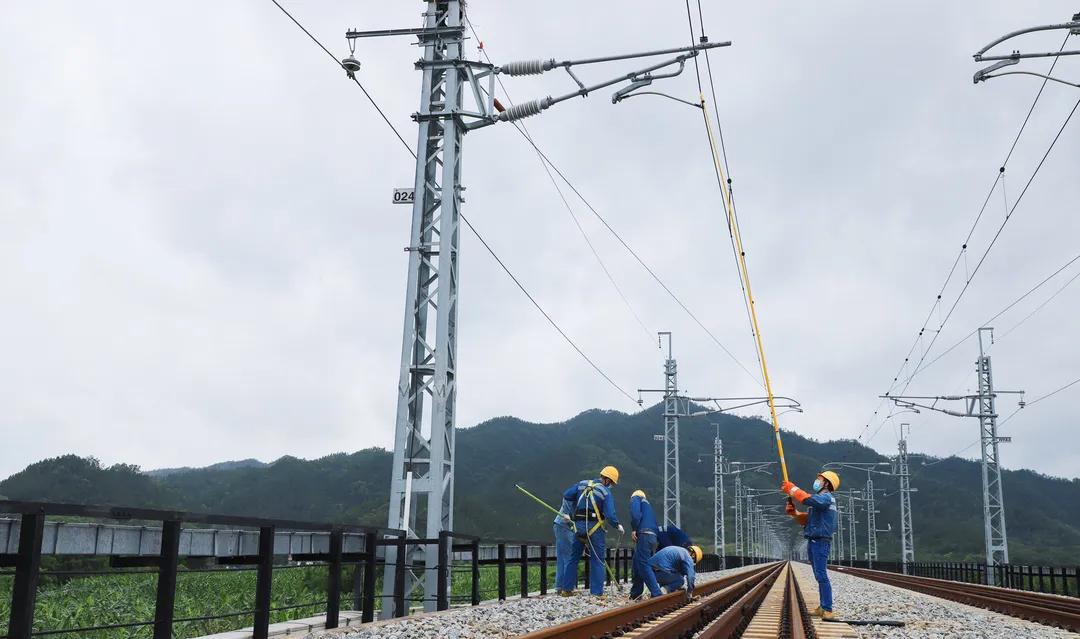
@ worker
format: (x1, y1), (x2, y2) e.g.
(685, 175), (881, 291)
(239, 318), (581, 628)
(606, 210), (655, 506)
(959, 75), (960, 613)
(782, 470), (840, 620)
(647, 544), (702, 598)
(628, 489), (662, 599)
(554, 465), (623, 596)
(552, 491), (578, 597)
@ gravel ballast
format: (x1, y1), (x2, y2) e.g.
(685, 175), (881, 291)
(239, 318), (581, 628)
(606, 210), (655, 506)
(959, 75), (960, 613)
(310, 563), (763, 639)
(792, 563), (1078, 638)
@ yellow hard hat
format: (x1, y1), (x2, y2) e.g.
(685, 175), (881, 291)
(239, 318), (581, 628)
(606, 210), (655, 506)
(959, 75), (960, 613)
(689, 545), (704, 563)
(819, 471), (840, 491)
(631, 489), (646, 499)
(600, 466), (620, 485)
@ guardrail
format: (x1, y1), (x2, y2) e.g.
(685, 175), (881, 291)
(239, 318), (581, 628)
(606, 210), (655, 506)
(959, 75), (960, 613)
(7, 501), (736, 639)
(829, 558), (1080, 597)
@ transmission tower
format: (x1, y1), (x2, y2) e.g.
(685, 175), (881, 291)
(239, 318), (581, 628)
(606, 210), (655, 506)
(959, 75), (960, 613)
(897, 423), (916, 573)
(885, 327), (1023, 584)
(713, 426), (725, 564)
(661, 332), (680, 527)
(350, 2), (733, 613)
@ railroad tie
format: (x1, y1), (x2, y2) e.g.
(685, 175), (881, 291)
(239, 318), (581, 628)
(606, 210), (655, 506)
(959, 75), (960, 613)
(739, 564), (788, 639)
(792, 567), (855, 638)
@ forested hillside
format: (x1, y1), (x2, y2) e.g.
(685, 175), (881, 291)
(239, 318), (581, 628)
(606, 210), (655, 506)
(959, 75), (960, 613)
(3, 406), (1078, 564)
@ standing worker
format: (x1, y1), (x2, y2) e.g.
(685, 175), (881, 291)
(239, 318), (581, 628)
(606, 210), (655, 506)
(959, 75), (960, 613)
(628, 489), (662, 599)
(647, 544), (703, 598)
(782, 470), (840, 620)
(554, 466), (624, 596)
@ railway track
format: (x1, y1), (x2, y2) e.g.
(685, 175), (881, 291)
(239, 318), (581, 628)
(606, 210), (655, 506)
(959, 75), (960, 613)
(831, 565), (1080, 632)
(517, 562), (825, 639)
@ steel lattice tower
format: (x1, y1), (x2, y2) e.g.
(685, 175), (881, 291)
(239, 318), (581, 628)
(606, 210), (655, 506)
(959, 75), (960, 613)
(660, 332), (681, 528)
(846, 492), (857, 565)
(977, 327), (1009, 581)
(713, 430), (725, 565)
(865, 477), (878, 567)
(898, 424), (915, 574)
(384, 0), (465, 614)
(733, 472), (743, 558)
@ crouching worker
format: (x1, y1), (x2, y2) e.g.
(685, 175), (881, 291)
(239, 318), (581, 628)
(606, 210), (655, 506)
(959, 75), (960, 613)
(647, 544), (702, 599)
(628, 490), (662, 599)
(555, 465), (623, 596)
(782, 470), (840, 620)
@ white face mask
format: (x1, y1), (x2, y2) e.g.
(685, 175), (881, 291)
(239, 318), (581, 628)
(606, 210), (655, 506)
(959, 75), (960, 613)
(812, 479), (824, 492)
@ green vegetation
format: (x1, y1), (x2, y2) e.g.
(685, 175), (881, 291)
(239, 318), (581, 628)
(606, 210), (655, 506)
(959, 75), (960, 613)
(0, 562), (564, 638)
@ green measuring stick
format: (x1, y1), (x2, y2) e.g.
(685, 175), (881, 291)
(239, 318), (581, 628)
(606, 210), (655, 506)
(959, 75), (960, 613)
(515, 484), (565, 518)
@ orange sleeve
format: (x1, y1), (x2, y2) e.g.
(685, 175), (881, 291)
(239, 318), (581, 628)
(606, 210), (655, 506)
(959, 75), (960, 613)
(794, 512), (808, 526)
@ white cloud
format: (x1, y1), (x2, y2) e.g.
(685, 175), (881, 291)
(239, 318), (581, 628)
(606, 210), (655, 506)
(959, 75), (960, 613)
(1, 1), (1078, 479)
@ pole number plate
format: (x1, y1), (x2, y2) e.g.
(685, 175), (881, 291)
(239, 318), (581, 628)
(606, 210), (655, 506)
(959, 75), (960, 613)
(392, 188), (415, 204)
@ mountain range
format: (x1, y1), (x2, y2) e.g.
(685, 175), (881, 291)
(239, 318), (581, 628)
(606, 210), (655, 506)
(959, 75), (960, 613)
(2, 405), (1078, 564)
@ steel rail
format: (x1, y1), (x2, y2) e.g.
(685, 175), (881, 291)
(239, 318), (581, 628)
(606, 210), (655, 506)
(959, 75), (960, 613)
(832, 566), (1080, 632)
(633, 563), (785, 638)
(516, 563), (778, 639)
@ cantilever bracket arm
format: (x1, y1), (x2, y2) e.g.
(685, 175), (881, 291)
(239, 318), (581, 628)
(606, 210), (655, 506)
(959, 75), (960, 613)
(973, 18), (1080, 62)
(465, 40), (730, 130)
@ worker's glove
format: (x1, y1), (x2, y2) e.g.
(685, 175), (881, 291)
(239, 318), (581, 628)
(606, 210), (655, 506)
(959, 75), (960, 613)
(631, 531), (638, 543)
(685, 588), (694, 602)
(782, 481), (810, 502)
(617, 524), (625, 534)
(562, 514), (573, 525)
(785, 501), (796, 516)
(781, 480), (797, 495)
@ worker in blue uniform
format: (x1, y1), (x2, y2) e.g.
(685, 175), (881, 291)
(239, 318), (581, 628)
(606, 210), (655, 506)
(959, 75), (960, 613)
(628, 489), (662, 599)
(782, 470), (841, 620)
(554, 465), (623, 596)
(647, 544), (703, 597)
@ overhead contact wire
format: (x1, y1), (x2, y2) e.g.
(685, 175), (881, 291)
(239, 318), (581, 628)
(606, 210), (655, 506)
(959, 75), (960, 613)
(465, 13), (763, 386)
(858, 34), (1076, 445)
(272, 0), (638, 407)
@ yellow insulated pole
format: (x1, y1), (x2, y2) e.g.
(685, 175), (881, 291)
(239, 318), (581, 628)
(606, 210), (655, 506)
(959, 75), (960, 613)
(700, 94), (791, 483)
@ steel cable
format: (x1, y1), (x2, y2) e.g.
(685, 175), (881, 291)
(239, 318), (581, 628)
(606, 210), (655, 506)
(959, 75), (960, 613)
(269, 0), (639, 406)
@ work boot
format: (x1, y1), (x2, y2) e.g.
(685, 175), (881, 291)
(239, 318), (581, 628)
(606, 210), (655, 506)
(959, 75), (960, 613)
(821, 610), (836, 621)
(810, 606), (825, 617)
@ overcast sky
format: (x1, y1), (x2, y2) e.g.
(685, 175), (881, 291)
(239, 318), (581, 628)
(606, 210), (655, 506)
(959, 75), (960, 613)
(2, 2), (1078, 481)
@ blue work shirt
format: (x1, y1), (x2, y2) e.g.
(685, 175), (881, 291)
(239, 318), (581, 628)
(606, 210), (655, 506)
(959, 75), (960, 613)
(648, 545), (696, 590)
(801, 492), (838, 539)
(560, 478), (620, 528)
(630, 495), (658, 534)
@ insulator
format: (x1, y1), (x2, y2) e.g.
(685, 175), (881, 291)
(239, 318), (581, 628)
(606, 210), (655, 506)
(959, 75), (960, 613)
(500, 59), (550, 76)
(497, 98), (548, 122)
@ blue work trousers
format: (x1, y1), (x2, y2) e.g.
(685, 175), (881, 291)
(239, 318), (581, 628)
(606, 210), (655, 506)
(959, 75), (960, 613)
(568, 522), (608, 595)
(807, 538), (833, 611)
(654, 568), (685, 593)
(553, 521), (577, 592)
(629, 533), (661, 598)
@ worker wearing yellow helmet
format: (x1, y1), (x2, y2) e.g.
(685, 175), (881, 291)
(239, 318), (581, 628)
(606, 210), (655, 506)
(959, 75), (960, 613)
(646, 543), (703, 600)
(553, 465), (623, 596)
(628, 489), (662, 599)
(782, 470), (840, 620)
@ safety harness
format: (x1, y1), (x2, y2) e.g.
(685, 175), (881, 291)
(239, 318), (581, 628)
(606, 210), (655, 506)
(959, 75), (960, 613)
(574, 480), (607, 539)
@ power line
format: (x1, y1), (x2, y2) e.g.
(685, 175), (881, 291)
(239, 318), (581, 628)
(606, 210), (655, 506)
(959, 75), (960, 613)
(922, 374), (1080, 467)
(858, 36), (1078, 445)
(898, 252), (1080, 385)
(268, 0), (413, 157)
(463, 13), (763, 387)
(461, 14), (654, 346)
(269, 0), (639, 406)
(997, 265), (1080, 339)
(681, 0), (763, 389)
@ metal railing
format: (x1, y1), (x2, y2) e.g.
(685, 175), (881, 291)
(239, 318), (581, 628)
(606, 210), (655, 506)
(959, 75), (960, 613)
(6, 500), (728, 638)
(829, 558), (1080, 597)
